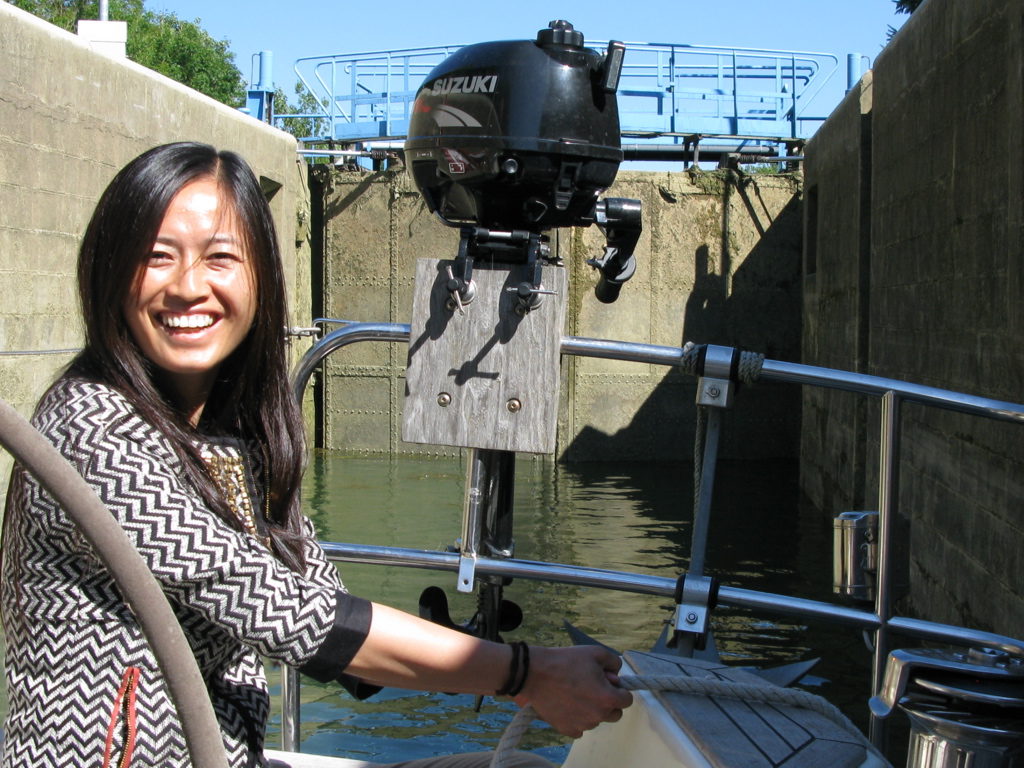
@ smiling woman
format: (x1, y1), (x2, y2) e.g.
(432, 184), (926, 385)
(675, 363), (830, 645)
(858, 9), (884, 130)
(0, 142), (630, 768)
(123, 176), (257, 425)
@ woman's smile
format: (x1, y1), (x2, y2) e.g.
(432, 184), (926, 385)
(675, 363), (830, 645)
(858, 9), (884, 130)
(160, 312), (216, 330)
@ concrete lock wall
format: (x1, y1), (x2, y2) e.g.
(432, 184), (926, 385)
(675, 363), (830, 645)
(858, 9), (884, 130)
(802, 0), (1024, 638)
(313, 165), (803, 462)
(0, 3), (311, 489)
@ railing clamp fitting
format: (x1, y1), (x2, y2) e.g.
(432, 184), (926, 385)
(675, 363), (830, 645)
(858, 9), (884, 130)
(286, 326), (322, 339)
(696, 345), (740, 408)
(669, 573), (719, 650)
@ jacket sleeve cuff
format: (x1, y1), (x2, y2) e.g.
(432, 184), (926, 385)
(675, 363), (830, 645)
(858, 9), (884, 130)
(299, 591), (373, 683)
(338, 673), (382, 700)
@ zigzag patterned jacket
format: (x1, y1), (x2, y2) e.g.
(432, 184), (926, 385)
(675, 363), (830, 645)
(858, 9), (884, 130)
(1, 377), (373, 767)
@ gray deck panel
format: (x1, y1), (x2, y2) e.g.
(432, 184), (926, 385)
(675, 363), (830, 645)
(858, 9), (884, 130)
(624, 650), (871, 768)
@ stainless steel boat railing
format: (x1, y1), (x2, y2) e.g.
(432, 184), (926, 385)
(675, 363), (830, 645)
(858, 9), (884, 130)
(282, 320), (1024, 754)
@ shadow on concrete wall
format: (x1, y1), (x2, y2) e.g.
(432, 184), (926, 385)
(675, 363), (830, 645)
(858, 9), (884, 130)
(563, 186), (802, 463)
(684, 244), (727, 343)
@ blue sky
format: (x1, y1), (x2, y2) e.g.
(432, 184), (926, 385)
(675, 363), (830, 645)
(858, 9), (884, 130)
(151, 0), (909, 103)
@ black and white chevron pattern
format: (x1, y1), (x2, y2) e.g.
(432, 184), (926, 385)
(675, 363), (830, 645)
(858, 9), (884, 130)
(2, 378), (345, 767)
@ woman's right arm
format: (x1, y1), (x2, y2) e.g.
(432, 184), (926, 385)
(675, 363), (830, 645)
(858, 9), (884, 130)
(345, 602), (633, 737)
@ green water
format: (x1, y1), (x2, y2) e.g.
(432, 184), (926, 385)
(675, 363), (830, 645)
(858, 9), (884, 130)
(273, 453), (874, 764)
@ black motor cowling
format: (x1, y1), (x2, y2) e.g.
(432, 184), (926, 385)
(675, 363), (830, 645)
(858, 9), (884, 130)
(405, 21), (625, 232)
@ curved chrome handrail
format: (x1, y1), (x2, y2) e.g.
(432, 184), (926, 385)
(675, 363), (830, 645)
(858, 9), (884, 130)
(294, 324), (1024, 424)
(292, 322), (410, 402)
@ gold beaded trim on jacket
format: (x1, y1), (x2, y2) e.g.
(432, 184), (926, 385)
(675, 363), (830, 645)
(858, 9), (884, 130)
(199, 445), (270, 547)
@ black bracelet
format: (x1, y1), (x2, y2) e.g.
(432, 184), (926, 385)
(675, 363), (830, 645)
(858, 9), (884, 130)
(506, 642), (530, 697)
(495, 641), (526, 697)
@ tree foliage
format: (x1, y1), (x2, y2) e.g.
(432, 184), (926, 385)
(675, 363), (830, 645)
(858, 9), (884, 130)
(129, 11), (245, 105)
(894, 0), (925, 13)
(273, 82), (331, 141)
(10, 0), (97, 29)
(888, 0), (925, 41)
(9, 0), (246, 107)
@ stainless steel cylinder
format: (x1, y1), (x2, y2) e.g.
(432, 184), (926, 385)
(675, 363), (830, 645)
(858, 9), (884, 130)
(833, 510), (878, 600)
(902, 704), (1024, 768)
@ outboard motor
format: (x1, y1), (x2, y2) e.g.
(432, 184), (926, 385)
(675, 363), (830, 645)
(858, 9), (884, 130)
(405, 20), (624, 230)
(870, 647), (1024, 767)
(404, 20), (640, 303)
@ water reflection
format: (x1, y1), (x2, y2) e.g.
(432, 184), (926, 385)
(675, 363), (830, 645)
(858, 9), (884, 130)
(276, 453), (873, 763)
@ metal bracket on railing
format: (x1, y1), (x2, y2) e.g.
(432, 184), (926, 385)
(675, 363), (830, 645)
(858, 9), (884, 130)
(457, 553), (478, 593)
(696, 345), (740, 408)
(669, 573), (719, 651)
(456, 451), (486, 593)
(286, 325), (322, 339)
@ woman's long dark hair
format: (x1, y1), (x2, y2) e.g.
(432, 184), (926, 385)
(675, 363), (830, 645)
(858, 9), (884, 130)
(72, 142), (308, 571)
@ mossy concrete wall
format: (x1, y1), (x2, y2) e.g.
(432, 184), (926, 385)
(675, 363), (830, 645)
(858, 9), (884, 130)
(0, 3), (311, 487)
(802, 0), (1024, 638)
(314, 165), (803, 462)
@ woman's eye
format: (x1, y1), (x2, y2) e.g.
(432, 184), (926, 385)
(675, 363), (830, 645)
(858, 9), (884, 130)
(147, 251), (173, 264)
(207, 252), (243, 267)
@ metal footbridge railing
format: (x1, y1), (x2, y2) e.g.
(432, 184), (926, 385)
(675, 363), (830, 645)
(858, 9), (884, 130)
(272, 40), (857, 149)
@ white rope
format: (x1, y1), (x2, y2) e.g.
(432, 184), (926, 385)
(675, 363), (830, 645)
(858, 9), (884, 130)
(489, 673), (881, 768)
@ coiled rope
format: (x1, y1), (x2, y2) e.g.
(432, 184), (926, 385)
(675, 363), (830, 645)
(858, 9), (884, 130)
(736, 349), (766, 385)
(677, 342), (702, 375)
(490, 673), (884, 768)
(675, 343), (765, 385)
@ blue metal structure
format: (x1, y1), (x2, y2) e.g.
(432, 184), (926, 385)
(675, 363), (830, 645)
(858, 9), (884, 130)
(244, 51), (275, 123)
(274, 40), (853, 149)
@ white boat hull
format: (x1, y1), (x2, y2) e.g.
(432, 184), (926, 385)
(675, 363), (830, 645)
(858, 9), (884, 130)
(562, 657), (713, 767)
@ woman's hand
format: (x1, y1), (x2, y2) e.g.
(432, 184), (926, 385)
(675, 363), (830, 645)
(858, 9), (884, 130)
(513, 645), (633, 738)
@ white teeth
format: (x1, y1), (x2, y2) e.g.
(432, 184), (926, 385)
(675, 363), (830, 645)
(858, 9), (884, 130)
(162, 314), (213, 329)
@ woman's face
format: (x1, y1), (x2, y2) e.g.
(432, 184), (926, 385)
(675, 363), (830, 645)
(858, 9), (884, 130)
(123, 177), (257, 410)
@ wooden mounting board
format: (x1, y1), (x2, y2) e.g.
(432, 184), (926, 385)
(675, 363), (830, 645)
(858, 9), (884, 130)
(402, 258), (567, 454)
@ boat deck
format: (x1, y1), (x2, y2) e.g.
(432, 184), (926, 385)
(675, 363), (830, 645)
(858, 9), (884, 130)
(634, 650), (878, 767)
(562, 650), (885, 768)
